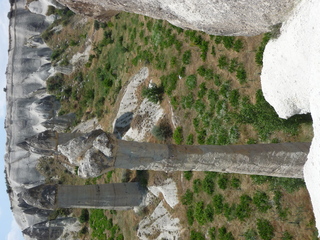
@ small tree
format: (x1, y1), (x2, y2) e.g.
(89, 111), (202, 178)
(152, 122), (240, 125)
(142, 84), (164, 103)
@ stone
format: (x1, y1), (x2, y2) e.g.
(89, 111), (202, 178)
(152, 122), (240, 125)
(56, 0), (300, 36)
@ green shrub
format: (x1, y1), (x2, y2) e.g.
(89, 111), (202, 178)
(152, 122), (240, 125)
(160, 72), (178, 95)
(182, 50), (192, 64)
(187, 207), (194, 225)
(198, 82), (207, 98)
(281, 231), (293, 240)
(193, 118), (200, 130)
(204, 204), (214, 222)
(193, 179), (202, 194)
(223, 202), (237, 221)
(47, 74), (64, 92)
(228, 58), (239, 73)
(203, 174), (215, 195)
(197, 65), (206, 77)
(229, 89), (240, 108)
(186, 75), (197, 90)
(218, 227), (235, 240)
(257, 219), (274, 240)
(79, 226), (88, 235)
(244, 229), (258, 240)
(79, 209), (89, 223)
(194, 100), (206, 113)
(218, 55), (229, 69)
(256, 33), (271, 66)
(173, 126), (183, 144)
(182, 93), (194, 109)
(186, 134), (194, 145)
(231, 177), (241, 189)
(190, 230), (205, 240)
(253, 191), (272, 212)
(236, 65), (247, 84)
(222, 36), (235, 49)
(219, 82), (230, 99)
(211, 45), (216, 56)
(234, 39), (244, 52)
(142, 85), (164, 103)
(182, 189), (194, 205)
(215, 36), (223, 44)
(236, 194), (252, 221)
(184, 171), (193, 180)
(194, 201), (206, 225)
(151, 123), (172, 141)
(218, 174), (228, 190)
(213, 194), (224, 214)
(197, 130), (207, 144)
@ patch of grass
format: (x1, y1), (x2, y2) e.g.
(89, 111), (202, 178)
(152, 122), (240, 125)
(252, 191), (272, 213)
(182, 189), (194, 205)
(186, 75), (197, 90)
(182, 50), (192, 64)
(257, 219), (274, 240)
(193, 179), (202, 194)
(173, 126), (183, 144)
(184, 171), (193, 180)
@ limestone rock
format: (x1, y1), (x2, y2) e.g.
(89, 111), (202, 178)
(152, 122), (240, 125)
(57, 0), (300, 36)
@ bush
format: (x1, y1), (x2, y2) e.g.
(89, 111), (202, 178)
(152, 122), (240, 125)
(47, 74), (64, 92)
(218, 174), (228, 190)
(186, 207), (194, 225)
(181, 189), (194, 205)
(194, 201), (206, 225)
(256, 33), (271, 66)
(182, 50), (192, 64)
(257, 219), (274, 240)
(186, 75), (197, 90)
(182, 93), (194, 109)
(193, 179), (202, 194)
(229, 89), (240, 108)
(151, 123), (172, 141)
(160, 72), (178, 95)
(213, 194), (224, 214)
(218, 55), (229, 69)
(253, 191), (272, 212)
(203, 174), (215, 195)
(190, 230), (205, 240)
(231, 177), (241, 189)
(173, 126), (183, 144)
(204, 204), (214, 222)
(218, 227), (235, 240)
(198, 82), (207, 98)
(236, 65), (247, 84)
(234, 39), (244, 52)
(208, 227), (216, 240)
(186, 134), (194, 145)
(236, 194), (252, 221)
(79, 209), (89, 223)
(184, 171), (193, 180)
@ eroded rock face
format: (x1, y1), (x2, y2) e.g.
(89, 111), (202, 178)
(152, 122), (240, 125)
(57, 0), (300, 36)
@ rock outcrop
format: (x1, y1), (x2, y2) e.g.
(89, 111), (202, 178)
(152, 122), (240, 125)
(5, 0), (79, 239)
(56, 0), (300, 36)
(261, 0), (320, 233)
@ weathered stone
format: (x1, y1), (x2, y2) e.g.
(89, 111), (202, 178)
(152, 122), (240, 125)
(57, 0), (300, 36)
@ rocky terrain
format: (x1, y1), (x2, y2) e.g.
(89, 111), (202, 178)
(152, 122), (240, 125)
(4, 0), (320, 239)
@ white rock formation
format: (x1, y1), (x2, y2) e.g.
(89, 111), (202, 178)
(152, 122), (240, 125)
(148, 178), (179, 208)
(113, 67), (165, 141)
(137, 201), (180, 240)
(261, 0), (320, 233)
(57, 0), (300, 36)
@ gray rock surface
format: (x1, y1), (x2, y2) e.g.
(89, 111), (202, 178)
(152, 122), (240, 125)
(57, 0), (300, 36)
(56, 130), (310, 179)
